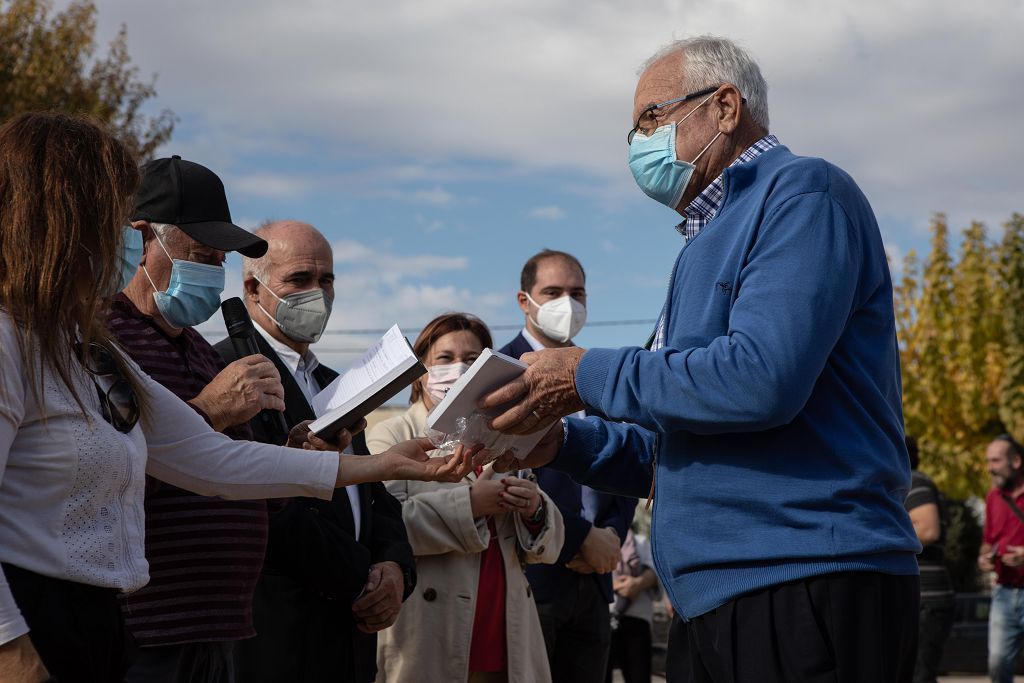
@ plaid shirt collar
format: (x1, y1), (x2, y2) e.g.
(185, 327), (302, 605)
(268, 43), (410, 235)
(676, 134), (780, 241)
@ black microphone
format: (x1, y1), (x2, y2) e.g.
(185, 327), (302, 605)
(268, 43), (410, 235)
(221, 297), (290, 444)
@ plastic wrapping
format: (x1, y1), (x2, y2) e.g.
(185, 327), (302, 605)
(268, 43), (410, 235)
(426, 411), (532, 459)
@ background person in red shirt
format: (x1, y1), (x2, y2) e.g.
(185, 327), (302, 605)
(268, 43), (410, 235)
(979, 434), (1024, 683)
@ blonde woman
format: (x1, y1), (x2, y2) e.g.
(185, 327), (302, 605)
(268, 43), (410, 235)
(370, 313), (564, 683)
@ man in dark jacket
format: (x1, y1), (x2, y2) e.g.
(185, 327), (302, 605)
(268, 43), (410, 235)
(215, 219), (415, 682)
(498, 249), (637, 683)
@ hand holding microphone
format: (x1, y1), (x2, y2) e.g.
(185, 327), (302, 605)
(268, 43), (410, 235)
(191, 355), (285, 432)
(207, 297), (291, 441)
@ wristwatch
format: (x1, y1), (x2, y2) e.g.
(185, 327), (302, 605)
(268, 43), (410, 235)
(527, 499), (546, 525)
(400, 564), (417, 600)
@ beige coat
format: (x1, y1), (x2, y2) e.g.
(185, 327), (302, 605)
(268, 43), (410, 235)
(369, 401), (564, 683)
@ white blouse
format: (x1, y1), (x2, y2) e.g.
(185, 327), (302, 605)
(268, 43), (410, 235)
(0, 313), (339, 645)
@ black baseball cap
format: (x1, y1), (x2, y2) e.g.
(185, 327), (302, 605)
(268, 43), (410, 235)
(132, 155), (267, 258)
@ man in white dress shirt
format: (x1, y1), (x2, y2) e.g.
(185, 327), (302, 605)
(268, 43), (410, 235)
(214, 220), (415, 682)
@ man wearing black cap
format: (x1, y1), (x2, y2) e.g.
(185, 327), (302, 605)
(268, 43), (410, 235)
(108, 156), (288, 682)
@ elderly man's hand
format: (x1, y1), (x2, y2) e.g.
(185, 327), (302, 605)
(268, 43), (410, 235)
(492, 420), (564, 474)
(352, 561), (405, 633)
(480, 347), (586, 435)
(189, 354), (285, 432)
(291, 419), (366, 452)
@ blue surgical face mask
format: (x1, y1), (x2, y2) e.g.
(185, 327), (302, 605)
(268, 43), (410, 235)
(115, 225), (144, 293)
(142, 231), (225, 328)
(85, 225), (145, 296)
(628, 93), (721, 209)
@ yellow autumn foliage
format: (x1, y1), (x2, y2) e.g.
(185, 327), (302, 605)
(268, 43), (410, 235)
(897, 213), (1024, 498)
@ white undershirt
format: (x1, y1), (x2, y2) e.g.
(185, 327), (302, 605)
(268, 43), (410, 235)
(255, 321), (361, 539)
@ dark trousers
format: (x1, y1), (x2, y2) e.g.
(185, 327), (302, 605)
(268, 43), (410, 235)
(913, 596), (954, 683)
(125, 641), (237, 683)
(605, 615), (652, 683)
(2, 562), (128, 683)
(536, 574), (612, 683)
(664, 571), (919, 683)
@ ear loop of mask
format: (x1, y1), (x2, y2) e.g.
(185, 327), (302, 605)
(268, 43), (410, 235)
(678, 92), (722, 165)
(523, 292), (547, 330)
(140, 230), (174, 294)
(252, 276), (286, 330)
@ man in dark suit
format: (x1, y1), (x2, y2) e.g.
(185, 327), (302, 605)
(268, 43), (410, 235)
(214, 219), (415, 682)
(498, 249), (637, 683)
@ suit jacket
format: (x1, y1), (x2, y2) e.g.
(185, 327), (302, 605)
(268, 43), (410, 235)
(214, 333), (415, 683)
(499, 333), (637, 604)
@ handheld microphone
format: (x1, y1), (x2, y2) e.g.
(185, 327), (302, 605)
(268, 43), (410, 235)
(221, 297), (291, 444)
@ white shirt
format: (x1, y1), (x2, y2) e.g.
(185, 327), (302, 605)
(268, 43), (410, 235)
(254, 322), (321, 404)
(255, 321), (361, 539)
(0, 313), (339, 645)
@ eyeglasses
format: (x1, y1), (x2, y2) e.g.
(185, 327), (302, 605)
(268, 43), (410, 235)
(75, 341), (140, 433)
(627, 85), (722, 145)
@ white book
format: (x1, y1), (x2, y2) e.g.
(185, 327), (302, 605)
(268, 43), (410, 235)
(426, 348), (547, 459)
(309, 325), (425, 439)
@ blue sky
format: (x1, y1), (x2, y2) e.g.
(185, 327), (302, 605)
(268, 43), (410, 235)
(85, 0), (1024, 375)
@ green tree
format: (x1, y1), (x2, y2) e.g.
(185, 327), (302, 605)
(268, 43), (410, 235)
(998, 214), (1024, 442)
(897, 213), (1024, 498)
(950, 221), (1001, 434)
(0, 0), (174, 158)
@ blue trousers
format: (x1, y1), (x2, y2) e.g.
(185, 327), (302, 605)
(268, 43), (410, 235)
(989, 584), (1024, 683)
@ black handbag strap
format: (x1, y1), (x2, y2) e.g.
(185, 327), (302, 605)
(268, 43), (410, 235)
(1000, 491), (1024, 526)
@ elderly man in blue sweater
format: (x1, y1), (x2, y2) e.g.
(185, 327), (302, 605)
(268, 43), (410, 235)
(483, 35), (921, 682)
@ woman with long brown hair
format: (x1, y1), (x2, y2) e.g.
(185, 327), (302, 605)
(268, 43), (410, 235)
(0, 112), (476, 682)
(368, 313), (563, 683)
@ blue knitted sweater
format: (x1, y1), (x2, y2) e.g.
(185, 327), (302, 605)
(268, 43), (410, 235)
(555, 145), (920, 619)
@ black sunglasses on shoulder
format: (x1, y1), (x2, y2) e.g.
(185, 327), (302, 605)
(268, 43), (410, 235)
(75, 341), (140, 433)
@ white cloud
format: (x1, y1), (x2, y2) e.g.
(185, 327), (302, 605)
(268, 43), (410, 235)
(197, 238), (506, 369)
(599, 238), (620, 253)
(411, 186), (454, 206)
(231, 173), (313, 199)
(528, 205), (565, 220)
(884, 242), (904, 277)
(91, 0), (1024, 234)
(332, 239), (467, 284)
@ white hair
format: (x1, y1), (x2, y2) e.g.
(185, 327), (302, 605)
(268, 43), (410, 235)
(642, 35), (769, 131)
(242, 220), (275, 283)
(148, 222), (175, 240)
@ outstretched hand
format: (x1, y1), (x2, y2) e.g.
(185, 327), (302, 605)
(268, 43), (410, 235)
(479, 347), (586, 435)
(385, 439), (482, 482)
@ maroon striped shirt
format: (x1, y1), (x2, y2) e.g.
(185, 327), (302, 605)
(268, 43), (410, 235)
(108, 294), (268, 646)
